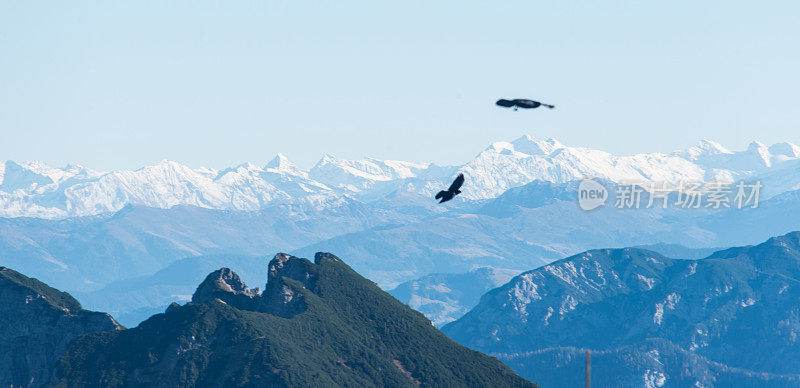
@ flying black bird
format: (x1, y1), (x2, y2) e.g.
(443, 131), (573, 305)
(435, 173), (465, 204)
(496, 98), (555, 111)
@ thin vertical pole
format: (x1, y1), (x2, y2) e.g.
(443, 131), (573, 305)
(585, 350), (591, 388)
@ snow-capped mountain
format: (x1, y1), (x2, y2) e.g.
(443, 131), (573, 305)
(462, 137), (706, 198)
(2, 135), (800, 218)
(309, 154), (432, 191)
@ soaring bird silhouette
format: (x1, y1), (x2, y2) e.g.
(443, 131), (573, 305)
(496, 98), (555, 111)
(435, 173), (465, 204)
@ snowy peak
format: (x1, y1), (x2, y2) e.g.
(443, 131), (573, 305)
(468, 135), (800, 199)
(266, 153), (290, 168)
(769, 142), (800, 159)
(681, 139), (733, 160)
(191, 267), (260, 309)
(510, 135), (564, 156)
(309, 154), (438, 192)
(372, 158), (431, 179)
(484, 135), (564, 157)
(266, 153), (298, 173)
(313, 153), (338, 168)
(748, 140), (767, 150)
(676, 139), (800, 173)
(2, 134), (800, 218)
(0, 161), (54, 192)
(747, 141), (772, 167)
(467, 135), (704, 198)
(0, 160), (102, 192)
(485, 141), (517, 155)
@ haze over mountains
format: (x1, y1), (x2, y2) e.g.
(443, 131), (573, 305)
(5, 136), (800, 386)
(6, 135), (800, 327)
(3, 135), (800, 218)
(388, 267), (522, 327)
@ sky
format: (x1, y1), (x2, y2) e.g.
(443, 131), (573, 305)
(1, 1), (799, 171)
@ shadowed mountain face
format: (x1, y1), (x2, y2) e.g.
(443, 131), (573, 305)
(442, 232), (800, 387)
(53, 253), (535, 387)
(0, 267), (121, 388)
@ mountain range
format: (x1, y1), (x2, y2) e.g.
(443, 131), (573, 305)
(3, 135), (800, 219)
(48, 253), (535, 387)
(6, 135), (800, 332)
(7, 164), (800, 326)
(386, 243), (724, 328)
(442, 232), (800, 387)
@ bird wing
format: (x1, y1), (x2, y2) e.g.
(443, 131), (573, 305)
(448, 174), (465, 192)
(514, 100), (540, 109)
(435, 191), (446, 199)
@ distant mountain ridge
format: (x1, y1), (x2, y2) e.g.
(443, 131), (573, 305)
(6, 136), (800, 331)
(389, 267), (522, 327)
(442, 232), (800, 387)
(3, 135), (800, 218)
(9, 174), (800, 327)
(385, 243), (716, 329)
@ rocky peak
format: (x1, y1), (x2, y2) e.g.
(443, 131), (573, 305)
(191, 268), (260, 309)
(314, 252), (342, 265)
(262, 253), (318, 317)
(189, 253), (331, 318)
(267, 253), (318, 290)
(268, 252), (293, 279)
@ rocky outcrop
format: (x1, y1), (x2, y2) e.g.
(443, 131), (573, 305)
(0, 267), (121, 388)
(188, 253), (317, 318)
(191, 267), (259, 310)
(260, 253), (317, 317)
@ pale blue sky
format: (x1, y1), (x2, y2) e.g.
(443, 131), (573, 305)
(1, 1), (798, 170)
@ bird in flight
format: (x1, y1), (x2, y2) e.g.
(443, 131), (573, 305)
(435, 173), (465, 204)
(496, 98), (555, 111)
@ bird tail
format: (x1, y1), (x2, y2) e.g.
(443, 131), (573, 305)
(544, 104), (555, 109)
